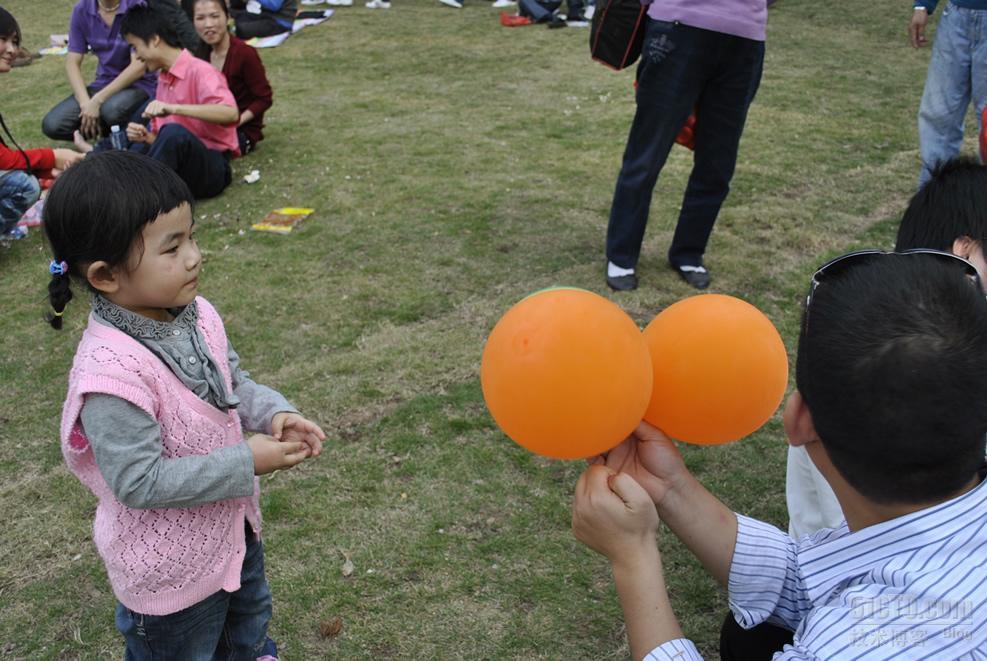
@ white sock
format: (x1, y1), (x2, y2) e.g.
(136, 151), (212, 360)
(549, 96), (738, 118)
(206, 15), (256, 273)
(678, 265), (707, 273)
(607, 261), (635, 277)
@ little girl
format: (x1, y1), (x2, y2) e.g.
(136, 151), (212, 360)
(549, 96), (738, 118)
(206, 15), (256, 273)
(44, 150), (325, 659)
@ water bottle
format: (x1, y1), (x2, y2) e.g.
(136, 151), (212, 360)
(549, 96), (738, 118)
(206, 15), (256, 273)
(110, 125), (127, 151)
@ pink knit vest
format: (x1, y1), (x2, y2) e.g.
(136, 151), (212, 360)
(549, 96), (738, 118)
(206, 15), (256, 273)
(60, 296), (262, 616)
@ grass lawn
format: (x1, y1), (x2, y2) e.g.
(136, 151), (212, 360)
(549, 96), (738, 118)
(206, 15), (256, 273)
(0, 0), (976, 658)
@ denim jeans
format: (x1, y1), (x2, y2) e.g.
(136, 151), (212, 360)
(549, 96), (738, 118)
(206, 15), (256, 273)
(917, 1), (987, 187)
(115, 523), (277, 661)
(605, 19), (764, 270)
(41, 85), (148, 142)
(0, 170), (41, 235)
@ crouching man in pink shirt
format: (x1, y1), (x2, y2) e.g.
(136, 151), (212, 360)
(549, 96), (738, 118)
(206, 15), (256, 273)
(121, 3), (239, 199)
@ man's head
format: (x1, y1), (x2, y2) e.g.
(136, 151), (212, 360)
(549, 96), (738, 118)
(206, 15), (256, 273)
(896, 157), (987, 276)
(793, 252), (987, 506)
(121, 4), (183, 72)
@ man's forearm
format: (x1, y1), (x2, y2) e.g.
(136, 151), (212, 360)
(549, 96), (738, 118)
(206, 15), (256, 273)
(170, 103), (239, 125)
(658, 474), (738, 587)
(612, 545), (686, 661)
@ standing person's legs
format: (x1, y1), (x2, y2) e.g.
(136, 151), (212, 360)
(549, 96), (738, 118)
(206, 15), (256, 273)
(968, 9), (987, 152)
(667, 35), (764, 272)
(918, 2), (971, 187)
(232, 11), (290, 39)
(215, 522), (277, 660)
(0, 170), (40, 236)
(115, 590), (231, 661)
(605, 20), (708, 274)
(146, 124), (232, 199)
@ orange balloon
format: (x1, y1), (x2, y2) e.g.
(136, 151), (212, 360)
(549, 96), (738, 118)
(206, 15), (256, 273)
(481, 288), (653, 459)
(643, 294), (788, 445)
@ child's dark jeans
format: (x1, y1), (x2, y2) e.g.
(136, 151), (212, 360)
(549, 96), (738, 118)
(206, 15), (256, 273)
(114, 521), (277, 660)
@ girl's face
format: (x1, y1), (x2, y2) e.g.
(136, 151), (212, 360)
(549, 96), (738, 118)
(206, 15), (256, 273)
(0, 33), (19, 73)
(110, 203), (202, 321)
(193, 0), (229, 47)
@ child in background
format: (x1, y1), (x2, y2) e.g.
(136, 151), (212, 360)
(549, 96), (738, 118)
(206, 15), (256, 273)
(45, 151), (325, 659)
(0, 7), (83, 241)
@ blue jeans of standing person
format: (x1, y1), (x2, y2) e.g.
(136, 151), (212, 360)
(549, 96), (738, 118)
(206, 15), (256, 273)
(0, 170), (41, 235)
(115, 522), (278, 661)
(131, 123), (232, 200)
(41, 86), (148, 142)
(917, 1), (987, 187)
(605, 19), (764, 271)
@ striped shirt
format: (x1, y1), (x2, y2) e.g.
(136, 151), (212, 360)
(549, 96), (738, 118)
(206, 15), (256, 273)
(646, 478), (987, 659)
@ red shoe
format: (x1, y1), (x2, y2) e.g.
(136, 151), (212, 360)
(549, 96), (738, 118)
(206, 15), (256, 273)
(500, 11), (532, 26)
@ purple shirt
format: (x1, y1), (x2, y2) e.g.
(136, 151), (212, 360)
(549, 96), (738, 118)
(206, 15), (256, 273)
(68, 0), (156, 97)
(647, 0), (767, 42)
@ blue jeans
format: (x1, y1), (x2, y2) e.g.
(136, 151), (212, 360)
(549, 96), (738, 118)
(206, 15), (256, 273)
(41, 85), (148, 141)
(0, 170), (41, 235)
(115, 523), (277, 661)
(605, 19), (764, 270)
(917, 1), (987, 187)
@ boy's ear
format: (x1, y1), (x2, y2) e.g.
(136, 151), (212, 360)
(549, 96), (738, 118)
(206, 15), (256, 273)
(783, 390), (819, 448)
(86, 261), (120, 295)
(952, 235), (977, 260)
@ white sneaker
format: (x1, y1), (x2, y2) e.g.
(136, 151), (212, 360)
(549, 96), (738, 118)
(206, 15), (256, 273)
(439, 0), (463, 7)
(326, 0), (353, 5)
(366, 0), (391, 6)
(300, 0), (325, 4)
(492, 0), (515, 6)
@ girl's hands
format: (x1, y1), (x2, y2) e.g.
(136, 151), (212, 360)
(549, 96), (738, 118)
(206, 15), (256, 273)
(247, 433), (308, 474)
(271, 412), (325, 458)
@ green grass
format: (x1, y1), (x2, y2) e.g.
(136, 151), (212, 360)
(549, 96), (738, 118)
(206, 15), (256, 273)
(0, 0), (979, 657)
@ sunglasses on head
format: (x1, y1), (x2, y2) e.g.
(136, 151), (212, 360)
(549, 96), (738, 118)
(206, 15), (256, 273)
(804, 248), (981, 329)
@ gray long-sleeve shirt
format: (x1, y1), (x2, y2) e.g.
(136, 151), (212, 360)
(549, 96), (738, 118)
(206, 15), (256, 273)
(79, 296), (298, 509)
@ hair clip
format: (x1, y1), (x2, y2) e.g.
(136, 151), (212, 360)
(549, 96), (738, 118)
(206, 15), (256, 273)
(49, 260), (69, 276)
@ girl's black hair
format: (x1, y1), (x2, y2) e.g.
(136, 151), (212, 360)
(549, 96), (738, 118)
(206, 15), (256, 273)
(42, 151), (194, 329)
(182, 0), (231, 19)
(0, 6), (22, 47)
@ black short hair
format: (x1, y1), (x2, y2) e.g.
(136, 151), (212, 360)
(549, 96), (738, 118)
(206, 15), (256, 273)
(0, 6), (22, 46)
(120, 3), (183, 48)
(896, 157), (987, 252)
(795, 254), (987, 505)
(42, 151), (194, 329)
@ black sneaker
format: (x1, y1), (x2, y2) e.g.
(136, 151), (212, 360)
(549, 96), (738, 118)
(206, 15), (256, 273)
(547, 14), (567, 28)
(673, 264), (711, 290)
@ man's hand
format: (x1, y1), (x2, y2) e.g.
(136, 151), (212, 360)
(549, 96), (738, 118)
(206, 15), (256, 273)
(78, 97), (102, 139)
(142, 100), (174, 118)
(598, 422), (689, 507)
(572, 464), (659, 564)
(271, 412), (325, 458)
(126, 122), (153, 144)
(247, 433), (309, 474)
(910, 7), (929, 48)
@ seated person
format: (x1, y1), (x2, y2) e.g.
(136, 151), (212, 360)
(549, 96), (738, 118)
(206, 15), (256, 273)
(228, 0), (298, 40)
(518, 0), (587, 27)
(147, 0), (208, 56)
(786, 155), (987, 540)
(116, 3), (239, 199)
(188, 0), (273, 154)
(41, 0), (157, 142)
(573, 251), (987, 658)
(0, 7), (83, 239)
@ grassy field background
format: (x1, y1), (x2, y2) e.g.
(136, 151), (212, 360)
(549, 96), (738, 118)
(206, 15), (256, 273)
(0, 0), (976, 657)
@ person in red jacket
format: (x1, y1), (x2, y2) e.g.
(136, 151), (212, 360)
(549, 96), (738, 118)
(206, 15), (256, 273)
(186, 0), (273, 154)
(0, 7), (83, 240)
